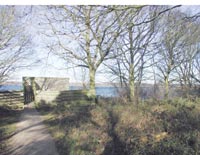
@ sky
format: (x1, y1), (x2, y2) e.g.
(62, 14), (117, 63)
(1, 2), (200, 84)
(1, 0), (200, 5)
(10, 6), (113, 83)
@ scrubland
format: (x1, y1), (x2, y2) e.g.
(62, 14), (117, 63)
(36, 97), (200, 155)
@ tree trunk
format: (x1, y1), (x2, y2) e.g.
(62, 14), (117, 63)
(183, 79), (190, 98)
(164, 76), (169, 99)
(128, 25), (135, 103)
(129, 64), (135, 102)
(117, 59), (123, 87)
(87, 67), (96, 99)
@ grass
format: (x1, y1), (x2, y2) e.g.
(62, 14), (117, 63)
(0, 104), (22, 155)
(36, 97), (200, 155)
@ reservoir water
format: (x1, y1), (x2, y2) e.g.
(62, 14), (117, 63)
(0, 85), (118, 97)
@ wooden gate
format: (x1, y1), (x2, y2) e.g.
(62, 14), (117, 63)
(23, 77), (35, 104)
(24, 85), (34, 104)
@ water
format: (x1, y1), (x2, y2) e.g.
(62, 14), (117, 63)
(0, 85), (23, 91)
(0, 85), (118, 97)
(69, 86), (118, 97)
(96, 87), (118, 97)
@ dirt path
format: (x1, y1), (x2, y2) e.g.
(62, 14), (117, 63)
(7, 102), (59, 155)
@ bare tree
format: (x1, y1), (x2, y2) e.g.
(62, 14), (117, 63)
(104, 6), (159, 102)
(43, 6), (145, 99)
(191, 52), (200, 84)
(154, 10), (189, 98)
(175, 18), (200, 97)
(0, 6), (32, 84)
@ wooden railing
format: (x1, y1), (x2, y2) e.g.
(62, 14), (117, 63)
(0, 91), (24, 109)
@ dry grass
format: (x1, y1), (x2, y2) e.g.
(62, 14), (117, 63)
(36, 97), (200, 155)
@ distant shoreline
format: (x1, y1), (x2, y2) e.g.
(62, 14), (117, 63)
(1, 82), (121, 87)
(0, 84), (119, 97)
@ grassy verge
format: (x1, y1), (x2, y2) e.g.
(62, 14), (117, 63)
(36, 98), (200, 155)
(0, 104), (22, 155)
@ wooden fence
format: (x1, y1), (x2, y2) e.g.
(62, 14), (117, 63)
(0, 89), (95, 108)
(0, 91), (24, 109)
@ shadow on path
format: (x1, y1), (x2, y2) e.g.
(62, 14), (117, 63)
(6, 102), (59, 155)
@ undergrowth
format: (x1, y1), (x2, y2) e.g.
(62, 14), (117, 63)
(36, 97), (200, 155)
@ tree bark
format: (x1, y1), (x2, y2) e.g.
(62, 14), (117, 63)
(164, 76), (169, 99)
(87, 67), (96, 99)
(129, 64), (135, 102)
(128, 25), (135, 102)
